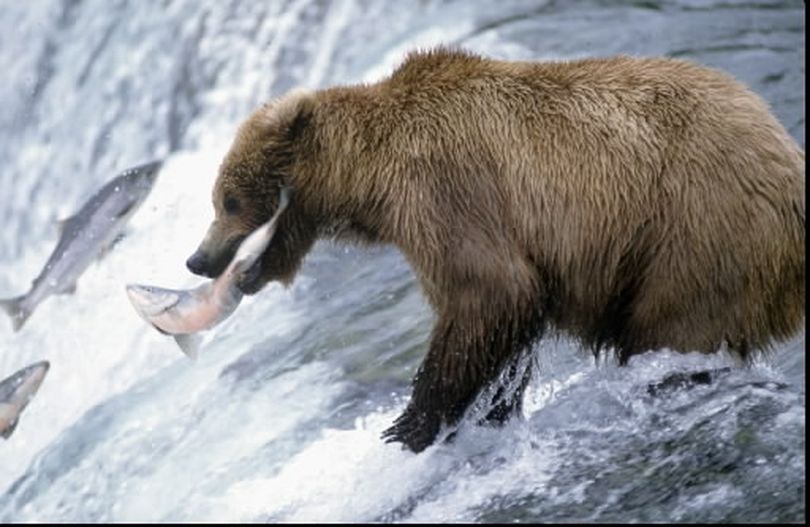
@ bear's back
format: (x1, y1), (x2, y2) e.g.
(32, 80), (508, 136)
(377, 49), (805, 359)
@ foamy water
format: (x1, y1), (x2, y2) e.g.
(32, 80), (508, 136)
(0, 0), (804, 522)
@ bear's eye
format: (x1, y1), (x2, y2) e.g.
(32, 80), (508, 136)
(223, 195), (241, 215)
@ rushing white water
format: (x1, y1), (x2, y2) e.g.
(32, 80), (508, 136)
(0, 0), (804, 522)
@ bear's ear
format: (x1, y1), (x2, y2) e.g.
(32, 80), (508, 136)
(285, 92), (315, 142)
(263, 88), (315, 142)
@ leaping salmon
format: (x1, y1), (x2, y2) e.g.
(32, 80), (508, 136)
(0, 160), (163, 331)
(0, 360), (50, 439)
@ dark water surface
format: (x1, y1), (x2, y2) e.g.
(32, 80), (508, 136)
(0, 0), (804, 522)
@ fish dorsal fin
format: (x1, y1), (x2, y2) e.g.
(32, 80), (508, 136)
(174, 334), (202, 360)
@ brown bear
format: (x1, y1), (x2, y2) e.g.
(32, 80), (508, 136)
(186, 48), (805, 453)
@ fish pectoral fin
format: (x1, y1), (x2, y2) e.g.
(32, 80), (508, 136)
(98, 232), (128, 261)
(174, 334), (202, 361)
(115, 201), (137, 220)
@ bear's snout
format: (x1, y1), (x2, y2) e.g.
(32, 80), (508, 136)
(186, 234), (245, 279)
(186, 250), (212, 277)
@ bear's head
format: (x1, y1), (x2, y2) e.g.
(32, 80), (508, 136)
(186, 90), (319, 294)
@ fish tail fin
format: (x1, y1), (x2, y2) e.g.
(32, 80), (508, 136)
(0, 296), (30, 332)
(174, 334), (202, 360)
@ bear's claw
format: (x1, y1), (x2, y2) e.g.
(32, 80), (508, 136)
(381, 406), (442, 453)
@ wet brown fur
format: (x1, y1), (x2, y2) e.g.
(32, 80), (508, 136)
(192, 48), (805, 452)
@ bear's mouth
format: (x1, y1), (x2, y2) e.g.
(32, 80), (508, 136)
(235, 257), (264, 295)
(230, 187), (292, 296)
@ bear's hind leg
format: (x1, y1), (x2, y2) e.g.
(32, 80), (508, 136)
(481, 351), (534, 425)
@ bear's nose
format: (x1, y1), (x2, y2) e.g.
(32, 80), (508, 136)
(186, 251), (210, 276)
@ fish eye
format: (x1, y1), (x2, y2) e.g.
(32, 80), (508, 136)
(224, 195), (241, 215)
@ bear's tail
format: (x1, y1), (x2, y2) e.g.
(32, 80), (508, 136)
(0, 296), (31, 332)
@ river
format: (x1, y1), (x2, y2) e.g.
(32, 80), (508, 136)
(0, 0), (804, 522)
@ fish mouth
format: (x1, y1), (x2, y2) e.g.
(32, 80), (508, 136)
(0, 361), (49, 405)
(120, 159), (163, 188)
(125, 284), (179, 318)
(26, 361), (50, 382)
(133, 159), (163, 180)
(125, 285), (156, 320)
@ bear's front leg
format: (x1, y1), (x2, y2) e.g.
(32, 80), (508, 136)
(382, 294), (544, 452)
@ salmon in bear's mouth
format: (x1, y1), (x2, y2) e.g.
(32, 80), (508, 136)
(234, 188), (292, 295)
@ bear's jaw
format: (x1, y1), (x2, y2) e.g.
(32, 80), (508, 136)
(235, 258), (265, 295)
